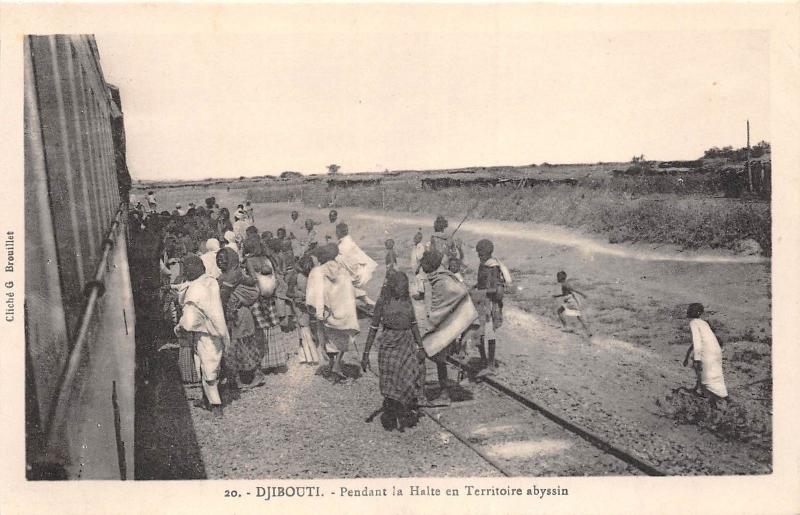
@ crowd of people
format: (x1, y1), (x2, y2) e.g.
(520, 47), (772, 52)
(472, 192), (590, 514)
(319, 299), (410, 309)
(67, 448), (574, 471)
(128, 194), (729, 428)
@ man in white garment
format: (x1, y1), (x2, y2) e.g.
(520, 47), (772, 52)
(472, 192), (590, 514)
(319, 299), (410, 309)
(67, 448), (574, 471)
(334, 222), (377, 312)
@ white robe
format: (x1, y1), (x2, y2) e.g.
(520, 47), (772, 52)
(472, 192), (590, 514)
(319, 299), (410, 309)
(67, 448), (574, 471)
(336, 234), (377, 289)
(200, 250), (221, 279)
(690, 318), (728, 397)
(175, 275), (229, 404)
(306, 261), (359, 352)
(409, 242), (426, 273)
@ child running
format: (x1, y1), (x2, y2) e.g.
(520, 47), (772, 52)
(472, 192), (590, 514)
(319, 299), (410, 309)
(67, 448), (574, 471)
(553, 271), (591, 337)
(683, 303), (728, 413)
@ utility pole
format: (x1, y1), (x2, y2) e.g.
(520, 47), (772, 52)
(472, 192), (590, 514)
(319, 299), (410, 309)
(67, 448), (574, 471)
(746, 119), (753, 193)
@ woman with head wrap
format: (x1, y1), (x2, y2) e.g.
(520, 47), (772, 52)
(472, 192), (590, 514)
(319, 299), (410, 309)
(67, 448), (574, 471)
(216, 247), (262, 390)
(258, 238), (296, 370)
(201, 238), (222, 279)
(361, 270), (426, 431)
(242, 236), (290, 376)
(306, 243), (360, 381)
(415, 248), (479, 403)
(175, 254), (229, 418)
(223, 230), (240, 259)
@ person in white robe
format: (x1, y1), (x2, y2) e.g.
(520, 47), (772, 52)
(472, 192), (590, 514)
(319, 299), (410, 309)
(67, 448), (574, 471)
(683, 303), (728, 409)
(334, 222), (378, 308)
(306, 243), (360, 381)
(175, 255), (230, 418)
(200, 238), (222, 279)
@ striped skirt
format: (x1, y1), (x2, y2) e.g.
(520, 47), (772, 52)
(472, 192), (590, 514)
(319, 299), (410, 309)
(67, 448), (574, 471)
(261, 326), (293, 369)
(178, 336), (201, 383)
(378, 328), (425, 407)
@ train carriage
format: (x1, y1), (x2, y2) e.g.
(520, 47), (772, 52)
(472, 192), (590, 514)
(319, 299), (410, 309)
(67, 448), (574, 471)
(25, 34), (135, 480)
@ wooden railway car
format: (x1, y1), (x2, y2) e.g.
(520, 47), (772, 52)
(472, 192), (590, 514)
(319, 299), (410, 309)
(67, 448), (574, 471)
(25, 34), (134, 480)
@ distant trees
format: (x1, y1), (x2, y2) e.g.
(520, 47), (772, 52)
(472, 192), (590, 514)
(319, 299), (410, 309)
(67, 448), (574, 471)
(703, 141), (770, 161)
(327, 164), (341, 175)
(751, 141), (771, 158)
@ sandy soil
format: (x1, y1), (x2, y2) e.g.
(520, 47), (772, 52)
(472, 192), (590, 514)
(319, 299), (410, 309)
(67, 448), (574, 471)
(187, 361), (502, 479)
(152, 187), (772, 475)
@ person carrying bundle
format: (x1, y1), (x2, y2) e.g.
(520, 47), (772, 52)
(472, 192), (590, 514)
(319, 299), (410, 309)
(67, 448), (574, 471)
(243, 236), (288, 377)
(216, 247), (262, 390)
(415, 249), (478, 403)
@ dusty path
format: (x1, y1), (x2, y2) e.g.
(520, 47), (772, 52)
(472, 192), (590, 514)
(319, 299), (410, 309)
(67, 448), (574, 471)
(156, 190), (772, 475)
(186, 359), (502, 479)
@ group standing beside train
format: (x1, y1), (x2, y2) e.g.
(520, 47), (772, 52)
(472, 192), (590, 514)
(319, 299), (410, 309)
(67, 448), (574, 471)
(127, 195), (729, 426)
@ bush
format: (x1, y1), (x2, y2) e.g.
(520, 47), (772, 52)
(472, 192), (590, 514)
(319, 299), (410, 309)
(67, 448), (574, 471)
(244, 180), (771, 255)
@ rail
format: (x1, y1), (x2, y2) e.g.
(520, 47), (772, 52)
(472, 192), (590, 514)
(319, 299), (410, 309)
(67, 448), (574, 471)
(44, 203), (126, 456)
(445, 357), (668, 476)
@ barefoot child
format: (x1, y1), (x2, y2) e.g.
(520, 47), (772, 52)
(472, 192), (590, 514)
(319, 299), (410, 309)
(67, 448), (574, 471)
(553, 271), (591, 336)
(682, 303), (728, 410)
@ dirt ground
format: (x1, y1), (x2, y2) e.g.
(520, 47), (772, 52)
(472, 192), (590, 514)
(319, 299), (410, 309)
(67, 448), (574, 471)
(150, 187), (772, 475)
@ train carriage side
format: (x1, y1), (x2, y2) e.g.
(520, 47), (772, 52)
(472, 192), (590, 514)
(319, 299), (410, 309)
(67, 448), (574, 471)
(24, 34), (135, 480)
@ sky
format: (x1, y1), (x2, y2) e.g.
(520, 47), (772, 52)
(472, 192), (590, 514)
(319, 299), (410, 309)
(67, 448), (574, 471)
(96, 26), (769, 181)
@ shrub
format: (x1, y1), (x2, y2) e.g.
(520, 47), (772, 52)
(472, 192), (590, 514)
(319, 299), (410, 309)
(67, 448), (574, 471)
(244, 180), (771, 255)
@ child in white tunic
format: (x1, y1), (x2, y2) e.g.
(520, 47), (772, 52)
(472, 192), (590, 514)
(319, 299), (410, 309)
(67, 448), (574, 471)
(683, 303), (728, 408)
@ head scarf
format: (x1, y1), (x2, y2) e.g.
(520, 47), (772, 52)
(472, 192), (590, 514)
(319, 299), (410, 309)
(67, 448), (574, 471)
(420, 249), (443, 273)
(476, 239), (494, 256)
(313, 243), (339, 264)
(224, 230), (237, 246)
(205, 238), (220, 253)
(183, 254), (206, 281)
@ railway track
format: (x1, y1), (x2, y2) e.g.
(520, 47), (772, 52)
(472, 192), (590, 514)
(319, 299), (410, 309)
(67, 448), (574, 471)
(363, 352), (666, 477)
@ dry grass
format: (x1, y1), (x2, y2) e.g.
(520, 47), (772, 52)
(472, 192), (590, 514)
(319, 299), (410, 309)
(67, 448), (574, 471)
(246, 179), (771, 255)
